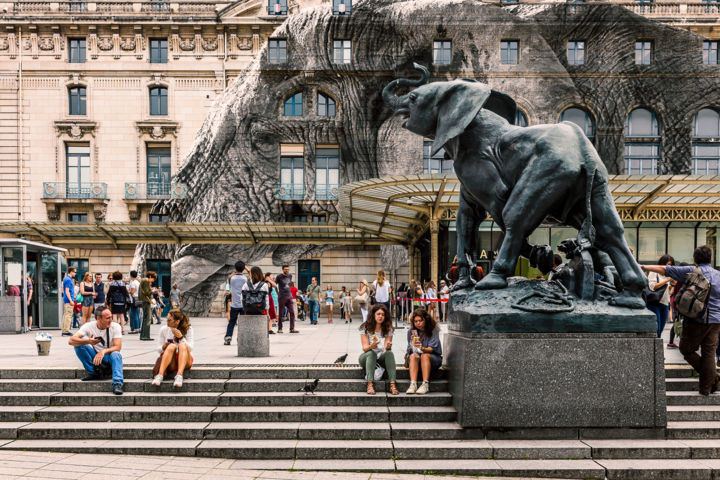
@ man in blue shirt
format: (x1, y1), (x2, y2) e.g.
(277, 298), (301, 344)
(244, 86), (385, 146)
(643, 245), (720, 396)
(61, 266), (77, 336)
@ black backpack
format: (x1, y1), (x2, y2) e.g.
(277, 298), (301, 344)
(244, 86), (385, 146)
(109, 285), (126, 307)
(243, 282), (267, 315)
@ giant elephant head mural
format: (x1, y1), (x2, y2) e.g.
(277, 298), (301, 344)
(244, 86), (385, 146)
(138, 0), (712, 315)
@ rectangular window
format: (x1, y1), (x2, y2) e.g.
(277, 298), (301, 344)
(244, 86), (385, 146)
(280, 156), (304, 200)
(315, 147), (339, 200)
(68, 39), (86, 63)
(332, 0), (351, 14)
(693, 144), (720, 174)
(333, 40), (352, 64)
(66, 144), (90, 198)
(146, 146), (171, 196)
(635, 40), (653, 65)
(268, 0), (288, 15)
(500, 40), (519, 65)
(149, 87), (168, 116)
(293, 215), (308, 223)
(149, 0), (169, 12)
(69, 87), (86, 116)
(68, 259), (89, 283)
(624, 143), (660, 174)
(149, 214), (169, 223)
(567, 41), (585, 65)
(150, 39), (168, 64)
(312, 215), (327, 223)
(635, 0), (653, 14)
(68, 0), (87, 12)
(433, 40), (452, 65)
(67, 214), (87, 223)
(268, 39), (287, 64)
(703, 41), (718, 65)
(423, 140), (454, 174)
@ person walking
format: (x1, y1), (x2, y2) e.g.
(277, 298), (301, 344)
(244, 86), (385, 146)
(339, 286), (347, 320)
(242, 267), (270, 318)
(276, 265), (298, 334)
(643, 246), (720, 396)
(61, 266), (76, 336)
(646, 255), (675, 338)
(290, 281), (299, 321)
(306, 277), (321, 325)
(342, 288), (353, 323)
(266, 272), (279, 332)
(373, 270), (391, 311)
(26, 274), (34, 330)
(358, 304), (398, 396)
(170, 284), (182, 308)
(106, 271), (129, 328)
(438, 280), (450, 322)
(425, 281), (438, 322)
(152, 309), (194, 389)
(128, 271), (141, 335)
(80, 273), (95, 326)
(325, 285), (335, 324)
(93, 273), (105, 319)
(151, 289), (165, 324)
(225, 261), (248, 345)
(357, 279), (370, 322)
(139, 271), (157, 341)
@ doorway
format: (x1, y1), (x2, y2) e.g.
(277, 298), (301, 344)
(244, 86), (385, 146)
(298, 260), (320, 292)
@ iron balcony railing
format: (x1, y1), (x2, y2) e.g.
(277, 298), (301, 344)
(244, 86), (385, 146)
(43, 182), (108, 200)
(12, 0), (219, 15)
(316, 184), (339, 201)
(275, 184), (305, 201)
(124, 182), (188, 200)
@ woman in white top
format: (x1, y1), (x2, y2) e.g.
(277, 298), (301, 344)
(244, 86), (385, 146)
(373, 269), (392, 310)
(241, 266), (271, 333)
(358, 303), (398, 396)
(356, 280), (370, 322)
(151, 309), (194, 388)
(424, 281), (437, 322)
(647, 255), (675, 338)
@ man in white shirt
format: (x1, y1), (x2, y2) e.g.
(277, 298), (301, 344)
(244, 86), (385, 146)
(68, 308), (124, 395)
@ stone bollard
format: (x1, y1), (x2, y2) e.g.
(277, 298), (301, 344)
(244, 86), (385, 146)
(236, 315), (269, 357)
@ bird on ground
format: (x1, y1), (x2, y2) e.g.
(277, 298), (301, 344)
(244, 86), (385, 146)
(334, 353), (348, 365)
(299, 378), (319, 395)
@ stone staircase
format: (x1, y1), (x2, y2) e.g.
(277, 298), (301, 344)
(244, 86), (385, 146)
(0, 365), (719, 479)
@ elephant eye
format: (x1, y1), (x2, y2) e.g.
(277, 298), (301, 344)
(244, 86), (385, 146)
(409, 92), (417, 102)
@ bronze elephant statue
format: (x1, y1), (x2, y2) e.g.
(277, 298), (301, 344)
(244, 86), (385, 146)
(383, 64), (646, 307)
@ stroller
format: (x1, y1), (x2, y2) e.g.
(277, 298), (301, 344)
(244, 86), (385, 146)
(296, 297), (306, 321)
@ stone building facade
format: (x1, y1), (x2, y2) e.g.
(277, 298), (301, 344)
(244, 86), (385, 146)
(0, 0), (719, 316)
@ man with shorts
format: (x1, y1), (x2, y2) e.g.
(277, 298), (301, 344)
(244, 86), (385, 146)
(61, 266), (76, 336)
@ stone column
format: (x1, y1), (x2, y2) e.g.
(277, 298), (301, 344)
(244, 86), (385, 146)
(430, 219), (439, 287)
(236, 315), (269, 357)
(407, 245), (414, 284)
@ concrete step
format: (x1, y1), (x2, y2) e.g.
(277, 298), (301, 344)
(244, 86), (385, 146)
(0, 366), (449, 381)
(665, 377), (699, 391)
(667, 406), (720, 422)
(0, 378), (449, 393)
(666, 391), (720, 405)
(211, 406), (458, 423)
(16, 422), (209, 440)
(667, 422), (720, 439)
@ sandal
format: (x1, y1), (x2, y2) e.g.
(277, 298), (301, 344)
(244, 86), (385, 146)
(366, 382), (376, 395)
(389, 382), (399, 395)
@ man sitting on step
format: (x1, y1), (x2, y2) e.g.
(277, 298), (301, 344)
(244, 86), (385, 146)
(68, 308), (124, 395)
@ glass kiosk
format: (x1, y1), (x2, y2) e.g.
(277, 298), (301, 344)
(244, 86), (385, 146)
(0, 239), (66, 332)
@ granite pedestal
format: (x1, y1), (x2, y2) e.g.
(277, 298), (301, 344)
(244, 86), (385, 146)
(236, 315), (269, 357)
(447, 279), (666, 438)
(0, 297), (21, 334)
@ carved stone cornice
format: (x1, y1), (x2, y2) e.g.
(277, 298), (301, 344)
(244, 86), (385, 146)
(54, 120), (98, 139)
(135, 120), (179, 140)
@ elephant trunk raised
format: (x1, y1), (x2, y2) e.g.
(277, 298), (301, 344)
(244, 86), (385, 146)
(381, 63), (429, 112)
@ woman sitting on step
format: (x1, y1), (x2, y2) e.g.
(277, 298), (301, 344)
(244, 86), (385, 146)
(151, 309), (194, 388)
(406, 308), (442, 395)
(359, 303), (399, 395)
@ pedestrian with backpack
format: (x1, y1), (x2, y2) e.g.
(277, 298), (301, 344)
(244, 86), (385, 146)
(224, 260), (249, 346)
(643, 245), (720, 396)
(242, 266), (270, 333)
(106, 271), (129, 329)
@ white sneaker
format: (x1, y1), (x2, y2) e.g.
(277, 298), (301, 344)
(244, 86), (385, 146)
(173, 374), (183, 388)
(416, 381), (429, 395)
(406, 381), (418, 394)
(151, 374), (163, 386)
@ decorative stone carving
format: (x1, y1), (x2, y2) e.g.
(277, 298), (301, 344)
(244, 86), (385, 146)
(70, 124), (82, 139)
(93, 204), (107, 221)
(38, 37), (53, 51)
(97, 36), (113, 51)
(237, 36), (252, 50)
(22, 38), (31, 51)
(120, 37), (136, 51)
(151, 126), (164, 139)
(202, 37), (217, 51)
(54, 120), (98, 139)
(135, 120), (179, 140)
(179, 37), (195, 51)
(0, 38), (9, 51)
(46, 205), (60, 221)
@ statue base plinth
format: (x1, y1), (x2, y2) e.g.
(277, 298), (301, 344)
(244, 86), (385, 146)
(447, 279), (666, 437)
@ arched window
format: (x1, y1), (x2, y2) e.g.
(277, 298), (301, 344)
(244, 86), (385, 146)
(560, 106), (595, 139)
(68, 86), (86, 115)
(317, 92), (336, 117)
(515, 110), (528, 127)
(149, 86), (168, 116)
(624, 107), (662, 174)
(283, 92), (303, 116)
(692, 108), (720, 174)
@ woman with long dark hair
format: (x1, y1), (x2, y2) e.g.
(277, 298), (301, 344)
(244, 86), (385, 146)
(151, 308), (194, 388)
(647, 254), (675, 338)
(406, 308), (443, 395)
(358, 303), (398, 395)
(105, 271), (128, 330)
(244, 267), (271, 333)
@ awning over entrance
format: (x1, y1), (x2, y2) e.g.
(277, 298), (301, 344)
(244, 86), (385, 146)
(0, 222), (392, 247)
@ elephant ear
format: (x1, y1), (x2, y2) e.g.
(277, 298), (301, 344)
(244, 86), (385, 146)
(485, 90), (517, 125)
(431, 80), (492, 156)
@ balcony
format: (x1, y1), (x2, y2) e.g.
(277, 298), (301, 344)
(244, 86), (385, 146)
(41, 182), (109, 221)
(124, 182), (187, 200)
(315, 184), (339, 201)
(275, 184), (305, 201)
(11, 0), (221, 16)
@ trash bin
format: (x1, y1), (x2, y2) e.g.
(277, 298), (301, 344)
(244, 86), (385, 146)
(35, 333), (52, 356)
